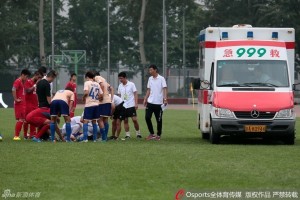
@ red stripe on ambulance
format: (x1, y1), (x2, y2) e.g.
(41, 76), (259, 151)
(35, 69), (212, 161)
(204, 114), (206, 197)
(198, 90), (209, 104)
(200, 41), (294, 49)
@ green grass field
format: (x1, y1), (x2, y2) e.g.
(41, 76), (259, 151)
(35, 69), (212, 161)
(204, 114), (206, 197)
(0, 108), (299, 200)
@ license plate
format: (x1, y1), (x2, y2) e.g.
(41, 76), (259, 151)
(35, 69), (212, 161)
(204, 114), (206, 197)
(244, 125), (266, 132)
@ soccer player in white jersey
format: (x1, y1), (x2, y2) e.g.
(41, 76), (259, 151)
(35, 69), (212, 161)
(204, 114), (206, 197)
(60, 115), (100, 141)
(117, 72), (142, 139)
(82, 71), (103, 142)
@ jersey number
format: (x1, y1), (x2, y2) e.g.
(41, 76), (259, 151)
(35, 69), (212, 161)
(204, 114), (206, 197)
(89, 87), (99, 100)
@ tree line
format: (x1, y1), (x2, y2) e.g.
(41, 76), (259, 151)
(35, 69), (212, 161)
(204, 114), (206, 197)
(0, 0), (299, 73)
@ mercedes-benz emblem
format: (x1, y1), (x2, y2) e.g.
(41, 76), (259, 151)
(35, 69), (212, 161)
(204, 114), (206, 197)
(251, 110), (260, 118)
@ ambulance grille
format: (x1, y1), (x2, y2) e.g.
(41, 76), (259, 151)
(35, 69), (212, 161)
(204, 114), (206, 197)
(234, 111), (276, 119)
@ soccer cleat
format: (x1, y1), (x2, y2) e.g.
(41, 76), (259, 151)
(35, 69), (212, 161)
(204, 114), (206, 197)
(136, 135), (142, 139)
(155, 136), (161, 141)
(81, 139), (88, 143)
(0, 134), (2, 141)
(13, 136), (21, 141)
(146, 134), (156, 140)
(124, 136), (131, 139)
(32, 137), (41, 143)
(49, 136), (57, 143)
(108, 135), (116, 140)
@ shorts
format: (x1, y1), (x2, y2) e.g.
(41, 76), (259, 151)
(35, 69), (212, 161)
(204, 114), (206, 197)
(83, 106), (100, 120)
(26, 116), (48, 128)
(119, 106), (137, 120)
(50, 100), (69, 116)
(99, 103), (112, 117)
(26, 104), (38, 116)
(26, 108), (50, 128)
(14, 103), (26, 120)
(112, 102), (124, 120)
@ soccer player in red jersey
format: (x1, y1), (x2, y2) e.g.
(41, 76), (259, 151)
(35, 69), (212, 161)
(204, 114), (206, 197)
(24, 71), (43, 138)
(65, 73), (77, 118)
(12, 69), (31, 141)
(27, 108), (64, 142)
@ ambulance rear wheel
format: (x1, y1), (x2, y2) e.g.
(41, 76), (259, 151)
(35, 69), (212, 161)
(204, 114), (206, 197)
(209, 124), (220, 144)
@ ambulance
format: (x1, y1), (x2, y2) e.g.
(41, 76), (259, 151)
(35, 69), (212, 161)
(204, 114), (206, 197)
(193, 25), (296, 144)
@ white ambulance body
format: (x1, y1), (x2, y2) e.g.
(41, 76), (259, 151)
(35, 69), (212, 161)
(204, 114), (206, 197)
(194, 25), (296, 144)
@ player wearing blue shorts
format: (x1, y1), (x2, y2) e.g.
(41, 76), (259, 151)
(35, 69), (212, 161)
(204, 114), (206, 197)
(82, 71), (103, 142)
(95, 73), (114, 141)
(50, 87), (75, 142)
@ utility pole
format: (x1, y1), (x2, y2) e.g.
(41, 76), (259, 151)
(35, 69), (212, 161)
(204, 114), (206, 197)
(183, 9), (186, 69)
(51, 0), (54, 70)
(162, 0), (167, 78)
(183, 7), (186, 97)
(107, 0), (110, 83)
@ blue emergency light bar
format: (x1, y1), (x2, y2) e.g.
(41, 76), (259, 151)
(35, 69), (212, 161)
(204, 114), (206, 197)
(272, 32), (278, 39)
(247, 31), (253, 39)
(222, 32), (228, 40)
(198, 34), (205, 42)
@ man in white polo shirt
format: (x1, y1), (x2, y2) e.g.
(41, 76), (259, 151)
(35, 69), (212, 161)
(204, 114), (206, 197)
(143, 65), (168, 141)
(117, 71), (142, 139)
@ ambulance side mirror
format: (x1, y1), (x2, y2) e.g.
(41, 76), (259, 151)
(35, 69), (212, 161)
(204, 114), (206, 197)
(192, 78), (210, 90)
(192, 78), (201, 89)
(292, 83), (300, 91)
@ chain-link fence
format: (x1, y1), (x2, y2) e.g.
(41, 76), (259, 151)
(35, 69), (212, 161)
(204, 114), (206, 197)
(0, 63), (199, 108)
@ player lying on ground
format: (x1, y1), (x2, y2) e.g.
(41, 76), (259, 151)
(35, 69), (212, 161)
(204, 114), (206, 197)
(60, 116), (100, 141)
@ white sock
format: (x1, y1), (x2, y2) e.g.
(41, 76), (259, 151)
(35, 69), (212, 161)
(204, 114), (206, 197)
(125, 132), (130, 137)
(136, 130), (141, 136)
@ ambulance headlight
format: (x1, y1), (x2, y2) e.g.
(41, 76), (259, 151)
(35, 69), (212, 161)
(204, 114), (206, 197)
(275, 109), (294, 118)
(214, 108), (235, 118)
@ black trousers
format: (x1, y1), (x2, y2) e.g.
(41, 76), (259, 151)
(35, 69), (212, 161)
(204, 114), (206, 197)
(145, 103), (163, 136)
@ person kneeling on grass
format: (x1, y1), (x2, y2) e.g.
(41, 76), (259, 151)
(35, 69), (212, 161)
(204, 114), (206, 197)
(50, 87), (75, 142)
(28, 107), (64, 142)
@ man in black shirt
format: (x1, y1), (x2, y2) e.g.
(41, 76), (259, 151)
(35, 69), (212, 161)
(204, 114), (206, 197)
(36, 70), (57, 108)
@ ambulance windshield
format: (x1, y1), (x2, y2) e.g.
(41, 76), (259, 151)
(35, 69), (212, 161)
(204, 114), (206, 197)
(217, 60), (289, 87)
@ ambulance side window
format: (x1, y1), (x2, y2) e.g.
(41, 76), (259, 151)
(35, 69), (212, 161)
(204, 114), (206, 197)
(210, 63), (214, 90)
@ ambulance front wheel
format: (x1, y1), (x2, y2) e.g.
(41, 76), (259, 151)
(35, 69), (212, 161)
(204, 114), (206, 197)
(209, 122), (220, 144)
(282, 132), (295, 145)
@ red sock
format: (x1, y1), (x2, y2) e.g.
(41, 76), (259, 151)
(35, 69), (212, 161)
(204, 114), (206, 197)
(29, 124), (37, 138)
(15, 121), (24, 137)
(23, 122), (28, 138)
(35, 124), (50, 139)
